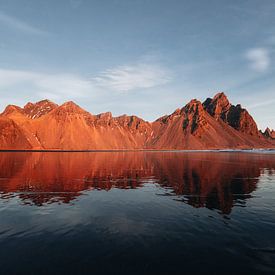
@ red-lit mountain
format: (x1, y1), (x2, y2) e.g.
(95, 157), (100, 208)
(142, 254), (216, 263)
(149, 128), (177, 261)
(0, 92), (274, 150)
(262, 127), (275, 139)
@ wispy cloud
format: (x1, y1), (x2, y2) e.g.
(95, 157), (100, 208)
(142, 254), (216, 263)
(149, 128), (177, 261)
(0, 62), (173, 108)
(0, 69), (93, 101)
(0, 62), (173, 101)
(245, 48), (270, 72)
(92, 63), (172, 92)
(0, 11), (48, 35)
(248, 98), (275, 109)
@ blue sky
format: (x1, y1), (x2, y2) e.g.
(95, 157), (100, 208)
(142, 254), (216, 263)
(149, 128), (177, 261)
(0, 0), (274, 129)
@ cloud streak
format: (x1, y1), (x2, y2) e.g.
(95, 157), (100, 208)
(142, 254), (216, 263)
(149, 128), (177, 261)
(0, 11), (48, 35)
(92, 63), (172, 92)
(0, 69), (93, 102)
(248, 98), (275, 109)
(245, 48), (270, 72)
(0, 61), (173, 111)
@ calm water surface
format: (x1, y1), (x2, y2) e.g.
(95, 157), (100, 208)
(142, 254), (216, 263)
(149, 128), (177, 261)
(0, 151), (275, 274)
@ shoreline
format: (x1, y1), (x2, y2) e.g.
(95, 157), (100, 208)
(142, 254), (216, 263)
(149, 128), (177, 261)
(0, 148), (275, 153)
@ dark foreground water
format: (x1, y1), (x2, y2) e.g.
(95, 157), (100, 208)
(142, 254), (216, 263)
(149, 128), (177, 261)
(0, 151), (275, 275)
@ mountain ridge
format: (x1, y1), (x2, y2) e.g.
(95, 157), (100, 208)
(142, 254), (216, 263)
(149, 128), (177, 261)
(1, 92), (274, 150)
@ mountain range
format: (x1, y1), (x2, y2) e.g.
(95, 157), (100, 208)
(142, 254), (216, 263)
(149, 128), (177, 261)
(0, 92), (274, 150)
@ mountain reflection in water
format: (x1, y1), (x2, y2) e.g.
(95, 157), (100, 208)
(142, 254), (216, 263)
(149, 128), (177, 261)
(0, 151), (274, 213)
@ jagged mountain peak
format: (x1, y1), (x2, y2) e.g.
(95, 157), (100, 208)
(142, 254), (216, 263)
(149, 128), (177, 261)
(203, 92), (259, 136)
(116, 114), (148, 126)
(183, 99), (204, 113)
(263, 127), (275, 139)
(23, 99), (57, 111)
(61, 100), (77, 106)
(181, 99), (209, 135)
(23, 99), (58, 119)
(24, 99), (56, 107)
(54, 101), (88, 115)
(2, 104), (24, 116)
(203, 92), (231, 119)
(97, 112), (112, 120)
(213, 91), (228, 101)
(0, 94), (274, 150)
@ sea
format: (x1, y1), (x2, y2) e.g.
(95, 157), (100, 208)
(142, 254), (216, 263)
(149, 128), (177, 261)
(0, 150), (274, 274)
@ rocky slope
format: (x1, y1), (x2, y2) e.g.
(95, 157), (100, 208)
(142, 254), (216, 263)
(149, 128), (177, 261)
(203, 92), (260, 137)
(0, 92), (274, 150)
(0, 117), (32, 149)
(262, 127), (275, 139)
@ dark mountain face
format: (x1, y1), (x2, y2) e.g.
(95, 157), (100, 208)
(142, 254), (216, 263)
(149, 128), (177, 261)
(263, 127), (275, 139)
(203, 92), (260, 137)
